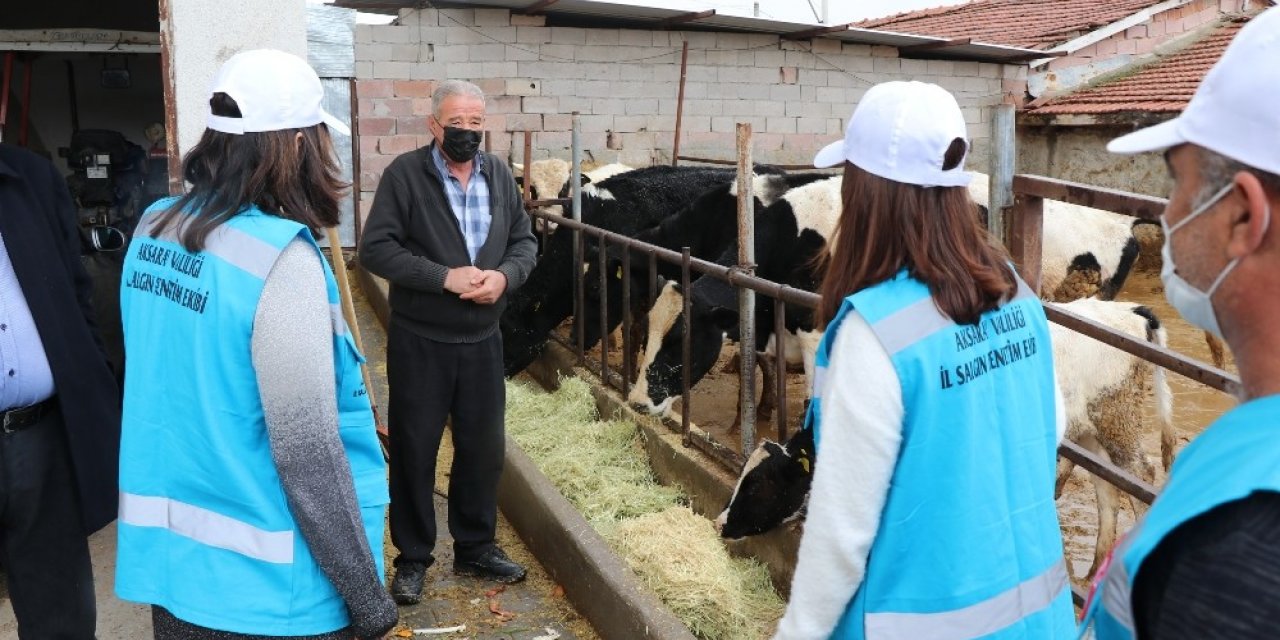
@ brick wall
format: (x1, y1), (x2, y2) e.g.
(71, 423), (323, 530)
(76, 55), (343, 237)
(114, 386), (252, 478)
(352, 7), (1018, 225)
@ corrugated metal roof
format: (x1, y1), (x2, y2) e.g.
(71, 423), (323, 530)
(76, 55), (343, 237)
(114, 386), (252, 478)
(335, 0), (1050, 62)
(856, 0), (1168, 50)
(308, 4), (358, 77)
(1029, 16), (1248, 116)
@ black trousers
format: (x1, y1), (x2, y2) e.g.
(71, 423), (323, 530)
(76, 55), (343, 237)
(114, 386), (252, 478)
(0, 404), (95, 639)
(387, 326), (505, 566)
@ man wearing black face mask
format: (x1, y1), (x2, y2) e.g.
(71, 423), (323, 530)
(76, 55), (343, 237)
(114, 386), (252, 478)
(360, 79), (537, 604)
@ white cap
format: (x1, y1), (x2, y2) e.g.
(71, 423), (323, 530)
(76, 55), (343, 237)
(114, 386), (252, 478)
(1108, 7), (1280, 174)
(206, 49), (350, 136)
(814, 80), (971, 187)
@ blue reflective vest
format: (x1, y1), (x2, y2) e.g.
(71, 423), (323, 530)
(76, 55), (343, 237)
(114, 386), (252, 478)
(1082, 394), (1280, 639)
(115, 199), (388, 635)
(805, 270), (1073, 639)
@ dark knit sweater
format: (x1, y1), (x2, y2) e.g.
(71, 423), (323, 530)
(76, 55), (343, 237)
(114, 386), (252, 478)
(1132, 490), (1280, 639)
(359, 145), (537, 343)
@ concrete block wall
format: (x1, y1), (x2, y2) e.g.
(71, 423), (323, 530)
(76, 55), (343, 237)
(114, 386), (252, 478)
(1018, 126), (1171, 198)
(353, 7), (1013, 224)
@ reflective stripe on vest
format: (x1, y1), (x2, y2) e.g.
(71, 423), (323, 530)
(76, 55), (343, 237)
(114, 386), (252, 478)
(135, 213), (281, 280)
(119, 492), (294, 564)
(871, 277), (1037, 357)
(866, 560), (1068, 639)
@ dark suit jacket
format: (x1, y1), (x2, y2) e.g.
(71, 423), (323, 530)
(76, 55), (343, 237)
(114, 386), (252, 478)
(0, 144), (121, 534)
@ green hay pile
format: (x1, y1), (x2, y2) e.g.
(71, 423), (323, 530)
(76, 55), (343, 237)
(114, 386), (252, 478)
(607, 506), (785, 640)
(506, 378), (785, 640)
(507, 377), (681, 523)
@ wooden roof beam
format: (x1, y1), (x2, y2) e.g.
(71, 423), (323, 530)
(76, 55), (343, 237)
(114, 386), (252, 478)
(659, 9), (715, 27)
(520, 0), (559, 15)
(782, 22), (853, 40)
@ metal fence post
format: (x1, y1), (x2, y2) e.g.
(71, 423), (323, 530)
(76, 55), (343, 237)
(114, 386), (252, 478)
(736, 123), (756, 458)
(990, 103), (1016, 245)
(571, 113), (584, 361)
(1009, 192), (1044, 295)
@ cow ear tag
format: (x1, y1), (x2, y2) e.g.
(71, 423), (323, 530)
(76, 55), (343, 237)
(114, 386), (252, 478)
(797, 453), (811, 474)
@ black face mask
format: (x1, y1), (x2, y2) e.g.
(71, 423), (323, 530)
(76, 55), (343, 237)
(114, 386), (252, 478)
(440, 126), (482, 163)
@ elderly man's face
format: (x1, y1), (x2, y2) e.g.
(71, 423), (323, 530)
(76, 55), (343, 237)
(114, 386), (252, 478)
(430, 95), (485, 135)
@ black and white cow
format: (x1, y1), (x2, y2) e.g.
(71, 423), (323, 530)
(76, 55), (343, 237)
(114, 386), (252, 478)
(714, 298), (1175, 581)
(628, 176), (841, 417)
(501, 165), (753, 377)
(513, 159), (634, 231)
(580, 171), (834, 355)
(968, 173), (1140, 302)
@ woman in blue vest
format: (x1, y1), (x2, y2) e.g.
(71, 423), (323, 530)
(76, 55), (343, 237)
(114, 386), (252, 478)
(773, 81), (1073, 639)
(116, 50), (397, 639)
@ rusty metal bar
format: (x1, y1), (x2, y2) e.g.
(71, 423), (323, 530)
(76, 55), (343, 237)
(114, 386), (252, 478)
(622, 244), (633, 398)
(774, 297), (787, 444)
(1058, 440), (1158, 505)
(676, 155), (838, 171)
(576, 231), (586, 362)
(598, 234), (610, 390)
(522, 129), (533, 203)
(572, 114), (584, 363)
(1009, 192), (1044, 294)
(349, 78), (364, 243)
(681, 423), (745, 472)
(671, 41), (688, 167)
(541, 212), (821, 310)
(681, 246), (692, 447)
(1044, 303), (1239, 392)
(526, 197), (570, 208)
(648, 250), (658, 305)
(1013, 174), (1168, 221)
(736, 122), (757, 457)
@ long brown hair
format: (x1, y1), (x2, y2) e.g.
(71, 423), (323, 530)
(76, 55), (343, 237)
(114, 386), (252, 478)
(816, 161), (1015, 326)
(150, 93), (347, 252)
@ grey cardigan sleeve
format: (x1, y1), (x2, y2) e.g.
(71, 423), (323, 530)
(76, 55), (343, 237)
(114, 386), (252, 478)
(360, 168), (450, 294)
(252, 239), (397, 639)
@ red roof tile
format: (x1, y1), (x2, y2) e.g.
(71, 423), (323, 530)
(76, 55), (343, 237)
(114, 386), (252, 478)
(857, 0), (1167, 50)
(1029, 17), (1248, 115)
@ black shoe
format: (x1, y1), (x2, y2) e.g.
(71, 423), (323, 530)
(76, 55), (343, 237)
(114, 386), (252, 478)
(454, 547), (527, 584)
(390, 560), (428, 605)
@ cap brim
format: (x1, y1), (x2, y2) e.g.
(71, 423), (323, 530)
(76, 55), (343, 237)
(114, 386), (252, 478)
(321, 109), (351, 136)
(813, 140), (845, 168)
(1107, 118), (1185, 155)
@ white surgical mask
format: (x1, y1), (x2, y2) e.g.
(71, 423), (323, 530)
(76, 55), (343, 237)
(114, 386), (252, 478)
(1160, 182), (1270, 340)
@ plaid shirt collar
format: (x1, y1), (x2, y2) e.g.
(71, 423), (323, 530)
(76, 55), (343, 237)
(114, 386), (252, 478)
(430, 143), (484, 181)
